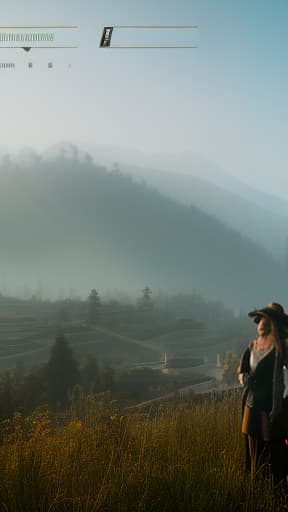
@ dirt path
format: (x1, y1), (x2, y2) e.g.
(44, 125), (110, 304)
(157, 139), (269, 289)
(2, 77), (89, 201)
(87, 324), (163, 354)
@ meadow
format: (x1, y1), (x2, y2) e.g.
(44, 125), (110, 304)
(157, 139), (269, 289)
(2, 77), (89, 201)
(0, 390), (286, 511)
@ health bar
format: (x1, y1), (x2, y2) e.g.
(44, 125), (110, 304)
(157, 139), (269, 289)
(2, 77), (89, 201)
(99, 25), (198, 49)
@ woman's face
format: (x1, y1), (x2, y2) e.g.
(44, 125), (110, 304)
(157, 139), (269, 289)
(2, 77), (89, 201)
(257, 316), (271, 336)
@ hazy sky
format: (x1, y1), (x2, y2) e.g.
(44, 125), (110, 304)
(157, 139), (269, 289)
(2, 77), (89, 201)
(1, 0), (288, 196)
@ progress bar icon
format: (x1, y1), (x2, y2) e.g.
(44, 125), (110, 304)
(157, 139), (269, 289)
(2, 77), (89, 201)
(0, 26), (78, 51)
(99, 25), (198, 49)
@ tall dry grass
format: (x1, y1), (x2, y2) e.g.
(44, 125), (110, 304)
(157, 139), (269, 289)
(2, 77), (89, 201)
(0, 390), (286, 511)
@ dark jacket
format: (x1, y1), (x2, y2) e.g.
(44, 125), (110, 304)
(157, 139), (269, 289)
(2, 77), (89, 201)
(239, 340), (288, 424)
(245, 347), (275, 411)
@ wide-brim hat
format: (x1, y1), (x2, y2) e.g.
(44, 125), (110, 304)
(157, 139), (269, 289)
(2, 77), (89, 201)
(248, 302), (288, 327)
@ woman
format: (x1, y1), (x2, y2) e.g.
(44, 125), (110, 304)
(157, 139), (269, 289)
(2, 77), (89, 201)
(238, 302), (288, 487)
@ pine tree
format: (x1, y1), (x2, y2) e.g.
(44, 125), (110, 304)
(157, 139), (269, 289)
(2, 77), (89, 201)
(46, 334), (79, 408)
(87, 289), (101, 324)
(138, 286), (154, 311)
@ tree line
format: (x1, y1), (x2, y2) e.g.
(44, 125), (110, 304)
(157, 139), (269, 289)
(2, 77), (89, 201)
(0, 334), (110, 418)
(0, 334), (181, 420)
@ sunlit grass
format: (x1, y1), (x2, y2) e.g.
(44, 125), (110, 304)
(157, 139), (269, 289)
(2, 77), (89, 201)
(0, 391), (286, 511)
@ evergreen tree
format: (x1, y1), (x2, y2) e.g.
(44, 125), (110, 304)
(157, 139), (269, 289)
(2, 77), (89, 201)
(46, 334), (79, 408)
(87, 289), (101, 324)
(138, 286), (154, 311)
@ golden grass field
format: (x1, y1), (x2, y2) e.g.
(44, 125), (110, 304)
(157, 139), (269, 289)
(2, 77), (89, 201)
(0, 390), (286, 511)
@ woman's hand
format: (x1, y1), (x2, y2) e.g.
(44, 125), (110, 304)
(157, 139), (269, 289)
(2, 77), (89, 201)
(238, 372), (250, 387)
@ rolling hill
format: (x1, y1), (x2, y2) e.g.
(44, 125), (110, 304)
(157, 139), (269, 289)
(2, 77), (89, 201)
(0, 151), (287, 308)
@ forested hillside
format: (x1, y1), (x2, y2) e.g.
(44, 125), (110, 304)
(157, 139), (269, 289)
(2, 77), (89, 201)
(0, 152), (286, 307)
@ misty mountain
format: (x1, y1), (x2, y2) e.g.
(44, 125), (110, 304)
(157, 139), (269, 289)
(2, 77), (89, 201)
(77, 143), (288, 215)
(0, 151), (287, 308)
(68, 143), (288, 260)
(112, 164), (288, 260)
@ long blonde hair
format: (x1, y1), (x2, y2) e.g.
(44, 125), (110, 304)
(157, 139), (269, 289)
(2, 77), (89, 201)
(269, 318), (287, 360)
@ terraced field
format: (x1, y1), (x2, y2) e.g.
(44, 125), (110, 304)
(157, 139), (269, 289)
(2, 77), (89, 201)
(0, 303), (161, 370)
(0, 295), (248, 372)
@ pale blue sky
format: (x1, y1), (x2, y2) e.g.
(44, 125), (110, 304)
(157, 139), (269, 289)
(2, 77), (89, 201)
(0, 0), (287, 196)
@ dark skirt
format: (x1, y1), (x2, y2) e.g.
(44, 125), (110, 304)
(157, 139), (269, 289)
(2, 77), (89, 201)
(242, 404), (271, 441)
